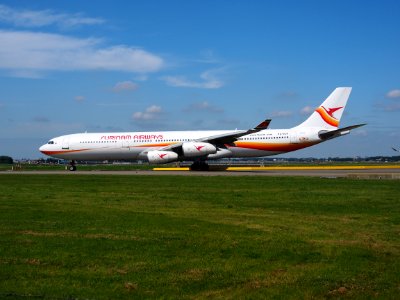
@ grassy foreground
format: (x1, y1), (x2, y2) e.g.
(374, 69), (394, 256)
(0, 175), (399, 299)
(0, 163), (155, 172)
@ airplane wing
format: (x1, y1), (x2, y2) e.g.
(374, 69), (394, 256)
(160, 119), (271, 151)
(198, 119), (271, 144)
(318, 123), (366, 140)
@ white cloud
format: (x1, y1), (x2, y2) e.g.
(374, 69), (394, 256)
(197, 49), (220, 64)
(0, 30), (164, 76)
(270, 110), (293, 118)
(352, 129), (367, 137)
(133, 105), (163, 121)
(300, 106), (315, 115)
(146, 105), (162, 114)
(0, 4), (104, 28)
(389, 131), (400, 138)
(384, 103), (400, 112)
(74, 95), (85, 102)
(9, 69), (43, 79)
(113, 81), (139, 92)
(162, 69), (223, 89)
(134, 74), (148, 82)
(386, 89), (400, 99)
(184, 101), (223, 113)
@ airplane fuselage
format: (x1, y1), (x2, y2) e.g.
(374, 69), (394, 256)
(39, 88), (365, 169)
(39, 127), (322, 161)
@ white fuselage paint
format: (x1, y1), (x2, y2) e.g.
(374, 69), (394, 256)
(39, 127), (323, 161)
(39, 88), (362, 164)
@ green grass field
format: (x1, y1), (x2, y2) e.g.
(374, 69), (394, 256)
(0, 175), (399, 299)
(0, 163), (155, 172)
(1, 161), (399, 172)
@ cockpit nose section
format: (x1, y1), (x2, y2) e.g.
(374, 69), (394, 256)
(39, 144), (47, 154)
(39, 139), (56, 155)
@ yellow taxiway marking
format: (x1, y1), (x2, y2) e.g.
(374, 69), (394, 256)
(153, 165), (400, 171)
(227, 165), (400, 171)
(153, 167), (190, 171)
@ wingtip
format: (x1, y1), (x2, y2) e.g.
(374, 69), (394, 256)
(255, 119), (271, 130)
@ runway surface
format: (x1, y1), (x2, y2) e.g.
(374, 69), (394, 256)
(1, 166), (400, 179)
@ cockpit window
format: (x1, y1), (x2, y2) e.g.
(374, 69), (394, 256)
(48, 141), (55, 144)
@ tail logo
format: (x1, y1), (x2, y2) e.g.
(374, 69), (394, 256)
(316, 106), (343, 127)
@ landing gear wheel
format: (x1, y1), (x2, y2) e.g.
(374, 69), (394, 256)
(190, 161), (209, 171)
(68, 160), (77, 171)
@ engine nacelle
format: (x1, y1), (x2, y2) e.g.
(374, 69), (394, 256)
(147, 150), (178, 164)
(207, 148), (233, 160)
(182, 142), (217, 157)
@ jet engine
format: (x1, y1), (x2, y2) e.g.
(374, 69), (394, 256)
(207, 148), (232, 159)
(147, 150), (178, 164)
(182, 142), (217, 157)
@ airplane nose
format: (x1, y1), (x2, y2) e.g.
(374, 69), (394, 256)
(39, 145), (46, 153)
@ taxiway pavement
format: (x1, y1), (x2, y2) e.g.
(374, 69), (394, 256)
(1, 167), (400, 179)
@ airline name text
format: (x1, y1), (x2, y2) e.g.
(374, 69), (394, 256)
(100, 134), (164, 140)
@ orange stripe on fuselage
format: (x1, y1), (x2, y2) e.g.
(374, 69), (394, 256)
(40, 149), (90, 155)
(42, 141), (317, 156)
(233, 141), (316, 152)
(135, 143), (176, 148)
(315, 107), (339, 127)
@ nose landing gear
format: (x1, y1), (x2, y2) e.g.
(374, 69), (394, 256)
(68, 160), (77, 171)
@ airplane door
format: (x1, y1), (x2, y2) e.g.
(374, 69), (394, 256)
(122, 140), (130, 151)
(62, 137), (70, 149)
(290, 131), (299, 144)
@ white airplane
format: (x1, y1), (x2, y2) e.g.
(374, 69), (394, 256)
(39, 87), (365, 171)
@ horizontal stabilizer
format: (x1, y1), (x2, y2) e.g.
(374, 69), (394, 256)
(318, 123), (366, 140)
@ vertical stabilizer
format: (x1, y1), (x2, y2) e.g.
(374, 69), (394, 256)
(296, 87), (352, 129)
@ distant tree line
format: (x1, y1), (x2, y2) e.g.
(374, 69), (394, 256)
(363, 156), (400, 162)
(236, 156), (400, 162)
(0, 156), (13, 164)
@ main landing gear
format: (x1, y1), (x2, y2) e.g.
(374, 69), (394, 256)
(68, 160), (77, 171)
(190, 161), (209, 171)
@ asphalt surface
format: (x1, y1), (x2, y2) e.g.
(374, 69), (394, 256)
(1, 168), (400, 178)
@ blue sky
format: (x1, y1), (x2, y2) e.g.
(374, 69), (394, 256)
(0, 0), (399, 159)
